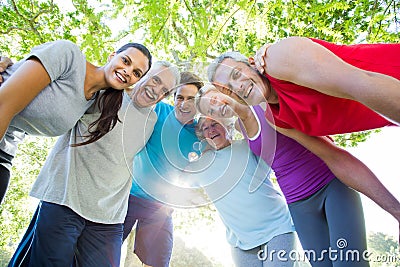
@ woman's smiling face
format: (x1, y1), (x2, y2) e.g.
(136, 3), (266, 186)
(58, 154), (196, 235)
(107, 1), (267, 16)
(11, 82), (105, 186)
(198, 89), (236, 119)
(200, 118), (231, 150)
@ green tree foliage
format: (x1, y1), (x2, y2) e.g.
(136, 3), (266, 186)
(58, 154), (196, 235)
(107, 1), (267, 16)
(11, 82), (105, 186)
(0, 136), (55, 265)
(0, 0), (115, 62)
(0, 0), (399, 264)
(1, 0), (398, 61)
(334, 129), (381, 147)
(367, 231), (400, 267)
(108, 0), (399, 62)
(0, 0), (67, 58)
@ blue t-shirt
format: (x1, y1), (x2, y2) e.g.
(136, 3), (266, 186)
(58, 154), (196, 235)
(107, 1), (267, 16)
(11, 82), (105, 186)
(187, 140), (294, 249)
(130, 101), (199, 200)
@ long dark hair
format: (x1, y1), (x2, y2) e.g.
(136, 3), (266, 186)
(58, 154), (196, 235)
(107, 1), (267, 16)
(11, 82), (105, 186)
(73, 43), (152, 147)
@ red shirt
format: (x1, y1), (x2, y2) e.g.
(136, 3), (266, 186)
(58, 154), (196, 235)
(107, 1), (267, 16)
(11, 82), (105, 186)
(265, 38), (399, 135)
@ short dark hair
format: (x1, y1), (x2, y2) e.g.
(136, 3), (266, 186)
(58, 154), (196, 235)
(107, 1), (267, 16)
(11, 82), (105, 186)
(178, 71), (204, 92)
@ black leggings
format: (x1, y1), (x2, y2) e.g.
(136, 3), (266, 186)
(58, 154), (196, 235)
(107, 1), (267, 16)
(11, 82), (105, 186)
(0, 149), (13, 204)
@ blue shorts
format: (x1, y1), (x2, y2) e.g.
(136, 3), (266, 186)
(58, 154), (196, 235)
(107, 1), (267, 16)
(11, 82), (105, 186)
(8, 201), (123, 267)
(123, 194), (174, 267)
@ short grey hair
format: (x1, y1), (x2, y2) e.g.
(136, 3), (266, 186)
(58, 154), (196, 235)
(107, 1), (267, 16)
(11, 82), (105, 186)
(153, 60), (181, 87)
(207, 51), (249, 82)
(195, 115), (236, 142)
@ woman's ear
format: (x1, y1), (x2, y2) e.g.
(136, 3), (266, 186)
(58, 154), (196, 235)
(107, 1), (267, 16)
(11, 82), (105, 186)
(248, 57), (256, 66)
(107, 52), (116, 62)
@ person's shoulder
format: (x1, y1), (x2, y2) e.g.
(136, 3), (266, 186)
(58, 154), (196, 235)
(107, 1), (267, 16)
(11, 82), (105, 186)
(53, 39), (78, 47)
(155, 101), (173, 115)
(30, 40), (83, 63)
(55, 40), (82, 54)
(274, 36), (314, 49)
(27, 40), (84, 80)
(230, 139), (251, 153)
(157, 100), (173, 109)
(232, 139), (247, 147)
(35, 40), (80, 52)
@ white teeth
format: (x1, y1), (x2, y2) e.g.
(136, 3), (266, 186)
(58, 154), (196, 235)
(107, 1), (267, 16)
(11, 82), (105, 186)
(221, 105), (227, 116)
(144, 86), (156, 100)
(180, 109), (190, 113)
(116, 72), (127, 83)
(244, 83), (253, 99)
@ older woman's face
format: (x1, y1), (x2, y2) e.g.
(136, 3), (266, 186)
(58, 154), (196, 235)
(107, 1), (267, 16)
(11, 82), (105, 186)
(199, 90), (236, 119)
(201, 118), (231, 150)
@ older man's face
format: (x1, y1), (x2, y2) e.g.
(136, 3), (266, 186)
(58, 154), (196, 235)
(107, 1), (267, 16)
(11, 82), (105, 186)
(132, 65), (176, 108)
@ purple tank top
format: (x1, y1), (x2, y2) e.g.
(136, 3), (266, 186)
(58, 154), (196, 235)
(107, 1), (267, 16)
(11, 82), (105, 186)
(242, 106), (335, 203)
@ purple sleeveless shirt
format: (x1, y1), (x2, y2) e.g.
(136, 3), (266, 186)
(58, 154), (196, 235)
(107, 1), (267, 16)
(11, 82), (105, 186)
(242, 106), (335, 203)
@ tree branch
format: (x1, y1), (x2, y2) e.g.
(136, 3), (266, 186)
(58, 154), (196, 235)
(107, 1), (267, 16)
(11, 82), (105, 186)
(183, 0), (198, 42)
(8, 0), (53, 42)
(171, 20), (190, 47)
(205, 6), (242, 51)
(10, 0), (29, 21)
(376, 0), (394, 37)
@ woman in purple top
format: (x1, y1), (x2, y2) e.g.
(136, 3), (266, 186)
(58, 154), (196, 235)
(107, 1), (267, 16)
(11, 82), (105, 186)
(196, 84), (370, 267)
(245, 105), (368, 266)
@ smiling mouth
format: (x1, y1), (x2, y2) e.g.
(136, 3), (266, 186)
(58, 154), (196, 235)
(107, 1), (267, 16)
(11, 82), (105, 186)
(221, 105), (228, 116)
(210, 134), (220, 139)
(243, 83), (253, 99)
(144, 86), (156, 100)
(179, 108), (191, 114)
(115, 72), (127, 83)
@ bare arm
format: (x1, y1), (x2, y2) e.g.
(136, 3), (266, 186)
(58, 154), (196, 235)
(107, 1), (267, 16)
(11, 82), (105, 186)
(232, 103), (259, 138)
(276, 126), (400, 241)
(0, 58), (51, 140)
(254, 36), (400, 124)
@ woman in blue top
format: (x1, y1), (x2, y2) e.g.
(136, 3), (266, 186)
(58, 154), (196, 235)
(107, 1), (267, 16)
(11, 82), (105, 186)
(185, 116), (297, 267)
(0, 40), (152, 203)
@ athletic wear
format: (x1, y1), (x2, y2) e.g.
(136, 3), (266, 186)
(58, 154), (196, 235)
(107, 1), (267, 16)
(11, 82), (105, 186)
(123, 195), (173, 267)
(9, 93), (157, 266)
(243, 106), (335, 203)
(1, 40), (92, 158)
(125, 101), (198, 266)
(187, 139), (295, 250)
(265, 38), (399, 135)
(30, 92), (156, 224)
(245, 105), (368, 266)
(130, 101), (199, 201)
